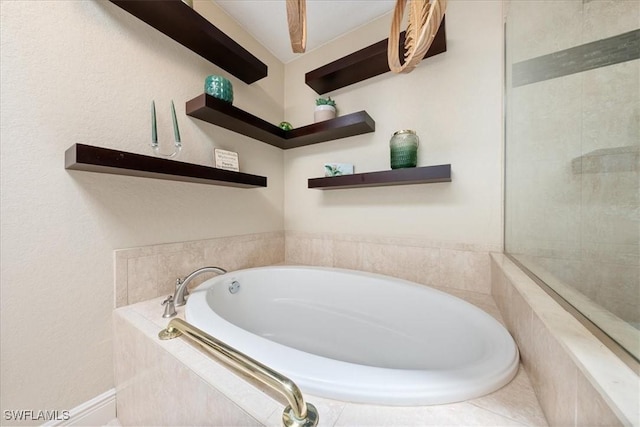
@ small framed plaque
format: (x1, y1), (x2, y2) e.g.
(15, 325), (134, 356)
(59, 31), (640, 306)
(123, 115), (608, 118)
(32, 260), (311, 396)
(324, 163), (354, 177)
(214, 149), (240, 172)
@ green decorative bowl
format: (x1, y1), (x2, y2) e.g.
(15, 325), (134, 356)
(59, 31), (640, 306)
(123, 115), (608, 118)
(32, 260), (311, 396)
(205, 75), (233, 104)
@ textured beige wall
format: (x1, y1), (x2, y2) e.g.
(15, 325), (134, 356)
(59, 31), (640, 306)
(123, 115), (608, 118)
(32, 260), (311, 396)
(0, 0), (284, 421)
(283, 1), (504, 248)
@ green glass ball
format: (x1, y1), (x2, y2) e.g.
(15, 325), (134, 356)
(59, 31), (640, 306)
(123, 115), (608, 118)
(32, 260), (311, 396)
(279, 121), (293, 131)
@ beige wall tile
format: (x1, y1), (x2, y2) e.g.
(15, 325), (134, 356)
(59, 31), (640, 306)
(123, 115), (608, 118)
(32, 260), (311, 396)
(470, 366), (548, 427)
(440, 249), (491, 294)
(262, 236), (285, 267)
(361, 243), (422, 282)
(533, 257), (587, 296)
(116, 232), (285, 306)
(334, 400), (529, 426)
(490, 258), (510, 316)
(415, 247), (442, 288)
(581, 242), (639, 267)
(285, 235), (333, 267)
(126, 255), (158, 305)
(588, 262), (640, 324)
(490, 256), (633, 427)
(497, 258), (581, 426)
(332, 240), (364, 271)
(311, 237), (334, 267)
(283, 235), (305, 265)
(112, 314), (136, 400)
(157, 246), (205, 297)
(114, 253), (128, 309)
(238, 237), (285, 269)
(113, 311), (262, 426)
(508, 0), (583, 62)
(582, 62), (639, 153)
(237, 240), (265, 270)
(505, 285), (534, 367)
(433, 284), (504, 323)
(285, 232), (492, 294)
(575, 374), (624, 427)
(491, 258), (536, 369)
(203, 239), (246, 272)
(583, 0), (640, 44)
(581, 170), (639, 248)
(525, 311), (579, 427)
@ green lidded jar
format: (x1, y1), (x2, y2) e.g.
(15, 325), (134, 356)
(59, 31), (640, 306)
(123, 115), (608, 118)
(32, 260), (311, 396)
(204, 75), (233, 104)
(390, 129), (419, 169)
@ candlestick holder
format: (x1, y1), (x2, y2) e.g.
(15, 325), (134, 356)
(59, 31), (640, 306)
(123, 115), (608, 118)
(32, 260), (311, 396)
(150, 100), (182, 158)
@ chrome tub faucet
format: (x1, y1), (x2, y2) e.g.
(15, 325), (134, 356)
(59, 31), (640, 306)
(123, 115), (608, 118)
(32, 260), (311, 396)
(173, 266), (227, 307)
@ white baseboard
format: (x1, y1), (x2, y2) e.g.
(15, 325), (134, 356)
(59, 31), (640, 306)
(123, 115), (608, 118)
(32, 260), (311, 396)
(43, 389), (116, 426)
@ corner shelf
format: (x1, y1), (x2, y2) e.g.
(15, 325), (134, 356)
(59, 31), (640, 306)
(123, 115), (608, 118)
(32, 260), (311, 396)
(65, 144), (267, 188)
(108, 0), (267, 84)
(186, 94), (375, 150)
(308, 165), (451, 189)
(305, 17), (447, 94)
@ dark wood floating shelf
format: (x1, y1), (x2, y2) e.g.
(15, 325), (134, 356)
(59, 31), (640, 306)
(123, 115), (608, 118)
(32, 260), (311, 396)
(186, 94), (375, 150)
(108, 0), (267, 84)
(306, 17), (447, 94)
(308, 165), (451, 189)
(65, 144), (267, 188)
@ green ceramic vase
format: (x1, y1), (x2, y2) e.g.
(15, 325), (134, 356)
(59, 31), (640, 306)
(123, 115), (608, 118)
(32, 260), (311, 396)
(390, 129), (419, 169)
(205, 75), (233, 104)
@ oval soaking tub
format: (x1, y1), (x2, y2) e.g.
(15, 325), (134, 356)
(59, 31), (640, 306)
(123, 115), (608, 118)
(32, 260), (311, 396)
(185, 266), (519, 406)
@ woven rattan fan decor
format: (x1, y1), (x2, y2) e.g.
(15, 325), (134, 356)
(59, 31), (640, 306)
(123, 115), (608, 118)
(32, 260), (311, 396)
(286, 0), (445, 74)
(287, 0), (307, 53)
(388, 0), (447, 73)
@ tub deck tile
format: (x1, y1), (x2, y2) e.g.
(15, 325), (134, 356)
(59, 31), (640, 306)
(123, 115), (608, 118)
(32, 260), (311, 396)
(468, 366), (548, 426)
(117, 286), (547, 427)
(333, 401), (530, 427)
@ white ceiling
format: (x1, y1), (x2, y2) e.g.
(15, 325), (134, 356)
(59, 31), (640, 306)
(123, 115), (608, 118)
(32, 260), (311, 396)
(214, 0), (395, 63)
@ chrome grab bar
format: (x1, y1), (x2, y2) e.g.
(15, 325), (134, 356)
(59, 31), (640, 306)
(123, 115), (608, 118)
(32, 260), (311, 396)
(159, 318), (319, 427)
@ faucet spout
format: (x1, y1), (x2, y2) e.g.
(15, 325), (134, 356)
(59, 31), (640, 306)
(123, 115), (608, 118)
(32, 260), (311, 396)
(173, 266), (227, 307)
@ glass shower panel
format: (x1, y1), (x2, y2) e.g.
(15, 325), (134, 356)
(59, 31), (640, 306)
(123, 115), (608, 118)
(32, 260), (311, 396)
(504, 0), (639, 361)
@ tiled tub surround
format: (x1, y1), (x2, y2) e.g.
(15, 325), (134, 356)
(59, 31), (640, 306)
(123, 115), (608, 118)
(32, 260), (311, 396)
(491, 254), (638, 427)
(114, 232), (285, 307)
(114, 287), (547, 426)
(115, 231), (498, 310)
(285, 231), (499, 295)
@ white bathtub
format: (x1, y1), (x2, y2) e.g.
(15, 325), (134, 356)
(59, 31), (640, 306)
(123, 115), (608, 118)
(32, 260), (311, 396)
(185, 266), (519, 406)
